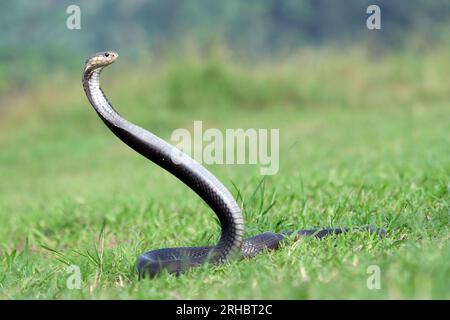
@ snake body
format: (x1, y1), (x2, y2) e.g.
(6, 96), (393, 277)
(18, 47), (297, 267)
(82, 52), (385, 278)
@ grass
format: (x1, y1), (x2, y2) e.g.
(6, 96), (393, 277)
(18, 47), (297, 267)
(0, 48), (449, 299)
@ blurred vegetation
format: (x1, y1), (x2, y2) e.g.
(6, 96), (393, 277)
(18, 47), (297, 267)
(1, 0), (450, 98)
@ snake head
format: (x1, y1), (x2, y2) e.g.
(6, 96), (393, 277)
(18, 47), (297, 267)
(83, 51), (119, 79)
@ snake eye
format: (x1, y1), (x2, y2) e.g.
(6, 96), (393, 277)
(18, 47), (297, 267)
(104, 52), (110, 57)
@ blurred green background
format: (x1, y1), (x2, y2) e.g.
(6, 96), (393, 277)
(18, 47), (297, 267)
(0, 1), (449, 299)
(1, 0), (450, 95)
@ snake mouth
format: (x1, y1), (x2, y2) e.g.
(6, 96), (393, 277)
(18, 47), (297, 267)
(107, 51), (119, 62)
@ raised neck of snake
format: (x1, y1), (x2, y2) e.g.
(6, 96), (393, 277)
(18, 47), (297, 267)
(82, 65), (244, 262)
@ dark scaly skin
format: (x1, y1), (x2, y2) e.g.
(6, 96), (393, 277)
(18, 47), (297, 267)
(82, 52), (386, 278)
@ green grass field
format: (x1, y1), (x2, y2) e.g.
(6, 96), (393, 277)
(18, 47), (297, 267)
(0, 50), (449, 299)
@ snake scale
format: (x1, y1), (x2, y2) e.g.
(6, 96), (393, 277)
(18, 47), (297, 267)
(82, 51), (386, 278)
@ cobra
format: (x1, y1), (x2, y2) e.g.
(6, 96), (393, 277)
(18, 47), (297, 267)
(82, 51), (385, 278)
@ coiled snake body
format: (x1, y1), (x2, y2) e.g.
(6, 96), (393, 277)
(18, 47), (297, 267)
(82, 52), (385, 278)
